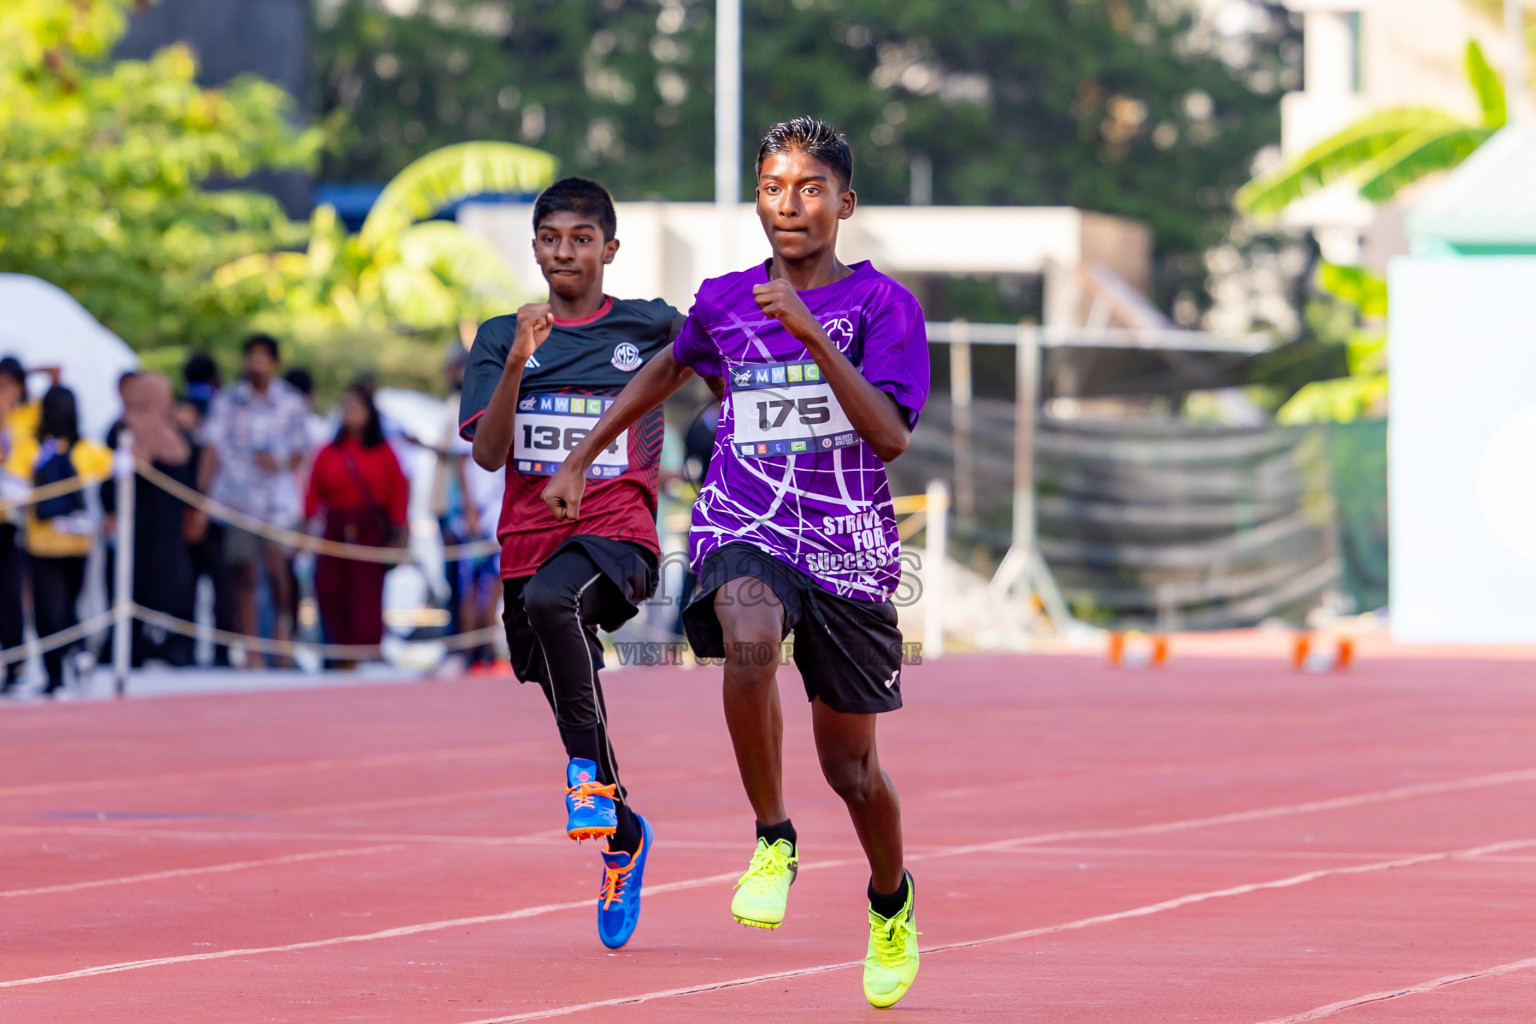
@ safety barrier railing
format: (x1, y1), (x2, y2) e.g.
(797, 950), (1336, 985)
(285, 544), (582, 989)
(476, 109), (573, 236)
(0, 432), (952, 697)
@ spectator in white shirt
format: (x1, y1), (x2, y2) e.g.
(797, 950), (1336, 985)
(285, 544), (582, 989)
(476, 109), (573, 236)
(200, 335), (310, 668)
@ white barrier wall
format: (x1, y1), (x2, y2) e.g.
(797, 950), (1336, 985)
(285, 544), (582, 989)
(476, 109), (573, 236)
(1390, 256), (1536, 642)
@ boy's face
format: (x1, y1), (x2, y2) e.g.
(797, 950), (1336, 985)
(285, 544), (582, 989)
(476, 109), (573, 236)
(755, 149), (855, 262)
(244, 347), (276, 385)
(532, 210), (619, 302)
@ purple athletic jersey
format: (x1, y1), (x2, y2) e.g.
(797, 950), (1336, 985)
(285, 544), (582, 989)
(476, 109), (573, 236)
(671, 260), (930, 601)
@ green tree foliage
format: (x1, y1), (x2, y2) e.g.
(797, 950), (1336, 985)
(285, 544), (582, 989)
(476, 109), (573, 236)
(215, 142), (554, 336)
(313, 0), (1290, 309)
(0, 0), (321, 351)
(1238, 41), (1505, 218)
(1274, 263), (1388, 425)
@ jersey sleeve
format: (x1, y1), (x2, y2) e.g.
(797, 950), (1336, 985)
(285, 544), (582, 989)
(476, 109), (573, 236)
(859, 291), (931, 429)
(671, 302), (724, 378)
(458, 319), (513, 440)
(640, 299), (683, 357)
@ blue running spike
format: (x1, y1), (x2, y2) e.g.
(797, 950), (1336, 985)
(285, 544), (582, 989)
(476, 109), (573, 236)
(597, 813), (653, 949)
(565, 758), (617, 841)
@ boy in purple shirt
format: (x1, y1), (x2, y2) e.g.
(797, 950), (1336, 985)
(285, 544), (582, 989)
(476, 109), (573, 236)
(543, 117), (928, 1008)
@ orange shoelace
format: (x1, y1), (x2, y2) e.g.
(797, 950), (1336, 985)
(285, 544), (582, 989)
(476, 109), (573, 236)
(599, 861), (632, 909)
(567, 780), (617, 810)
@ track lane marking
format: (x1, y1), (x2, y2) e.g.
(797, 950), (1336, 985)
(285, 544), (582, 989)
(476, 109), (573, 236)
(0, 869), (743, 990)
(7, 761), (1536, 850)
(3, 822), (1528, 995)
(456, 837), (1536, 1023)
(0, 845), (404, 899)
(1253, 953), (1536, 1022)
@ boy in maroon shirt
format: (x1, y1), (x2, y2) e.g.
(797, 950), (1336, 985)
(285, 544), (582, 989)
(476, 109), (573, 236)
(460, 177), (709, 949)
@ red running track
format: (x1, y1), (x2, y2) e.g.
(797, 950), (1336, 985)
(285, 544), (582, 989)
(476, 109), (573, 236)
(3, 653), (1536, 1022)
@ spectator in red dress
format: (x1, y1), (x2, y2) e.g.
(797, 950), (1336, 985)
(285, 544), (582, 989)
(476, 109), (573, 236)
(303, 381), (409, 663)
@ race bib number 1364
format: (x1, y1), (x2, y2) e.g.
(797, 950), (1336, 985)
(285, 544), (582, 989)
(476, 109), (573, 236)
(513, 392), (627, 479)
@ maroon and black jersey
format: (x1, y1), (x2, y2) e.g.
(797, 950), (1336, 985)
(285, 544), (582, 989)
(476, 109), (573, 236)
(459, 296), (682, 579)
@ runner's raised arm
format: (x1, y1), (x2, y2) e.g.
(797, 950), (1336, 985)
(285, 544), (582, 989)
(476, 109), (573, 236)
(541, 344), (694, 522)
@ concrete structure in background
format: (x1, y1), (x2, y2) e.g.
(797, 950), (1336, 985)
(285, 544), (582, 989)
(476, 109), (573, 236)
(1390, 127), (1536, 642)
(1275, 0), (1525, 269)
(117, 0), (311, 216)
(458, 202), (1154, 329)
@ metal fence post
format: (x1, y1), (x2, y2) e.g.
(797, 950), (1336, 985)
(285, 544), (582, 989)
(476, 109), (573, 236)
(112, 429), (134, 698)
(949, 319), (975, 531)
(923, 479), (949, 660)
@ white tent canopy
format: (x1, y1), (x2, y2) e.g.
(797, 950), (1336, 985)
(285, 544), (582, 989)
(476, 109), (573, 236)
(0, 274), (140, 441)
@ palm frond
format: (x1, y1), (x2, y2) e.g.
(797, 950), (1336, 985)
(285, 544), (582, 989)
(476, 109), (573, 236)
(1276, 374), (1389, 425)
(1465, 38), (1507, 129)
(359, 141), (558, 251)
(1316, 262), (1388, 320)
(1236, 108), (1463, 218)
(397, 220), (523, 302)
(1356, 125), (1492, 202)
(378, 264), (460, 331)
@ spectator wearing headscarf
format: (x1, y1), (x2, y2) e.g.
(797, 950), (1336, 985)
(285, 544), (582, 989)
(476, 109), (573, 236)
(101, 372), (198, 667)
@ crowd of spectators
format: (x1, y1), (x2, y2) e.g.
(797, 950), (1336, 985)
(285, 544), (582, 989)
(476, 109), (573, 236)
(0, 334), (494, 698)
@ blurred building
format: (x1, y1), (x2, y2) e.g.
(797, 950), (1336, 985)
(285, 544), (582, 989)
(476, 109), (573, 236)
(116, 0), (312, 217)
(1274, 0), (1514, 269)
(459, 201), (1153, 331)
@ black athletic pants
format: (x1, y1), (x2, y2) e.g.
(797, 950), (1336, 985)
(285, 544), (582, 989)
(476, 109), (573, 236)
(505, 545), (636, 800)
(31, 555), (86, 693)
(0, 525), (24, 686)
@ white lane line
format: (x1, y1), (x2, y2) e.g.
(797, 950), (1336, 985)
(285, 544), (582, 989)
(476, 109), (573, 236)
(0, 870), (741, 990)
(9, 761), (1536, 851)
(0, 844), (404, 900)
(458, 837), (1536, 1024)
(1253, 954), (1536, 1023)
(920, 765), (1536, 862)
(4, 772), (1534, 991)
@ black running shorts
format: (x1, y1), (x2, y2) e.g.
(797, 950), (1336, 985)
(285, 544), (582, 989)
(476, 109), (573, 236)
(681, 542), (905, 715)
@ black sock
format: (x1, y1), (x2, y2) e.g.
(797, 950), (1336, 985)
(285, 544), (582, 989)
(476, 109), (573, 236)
(756, 818), (797, 850)
(609, 801), (642, 855)
(559, 725), (603, 767)
(868, 870), (911, 919)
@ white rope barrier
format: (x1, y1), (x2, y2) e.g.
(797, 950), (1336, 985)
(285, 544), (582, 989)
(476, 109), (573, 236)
(0, 440), (947, 686)
(130, 605), (504, 662)
(135, 459), (502, 564)
(0, 610), (116, 668)
(0, 472), (101, 515)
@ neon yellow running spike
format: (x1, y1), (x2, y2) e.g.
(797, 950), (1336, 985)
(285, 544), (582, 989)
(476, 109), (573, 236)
(730, 837), (797, 929)
(863, 877), (920, 1008)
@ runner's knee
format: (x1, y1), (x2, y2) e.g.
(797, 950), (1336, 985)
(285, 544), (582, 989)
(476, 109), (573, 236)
(819, 749), (880, 805)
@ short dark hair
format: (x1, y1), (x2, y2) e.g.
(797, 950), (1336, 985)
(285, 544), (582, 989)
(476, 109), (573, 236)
(533, 177), (617, 241)
(242, 334), (280, 361)
(284, 367), (314, 397)
(756, 117), (854, 191)
(0, 356), (27, 400)
(183, 351), (220, 386)
(39, 386), (79, 445)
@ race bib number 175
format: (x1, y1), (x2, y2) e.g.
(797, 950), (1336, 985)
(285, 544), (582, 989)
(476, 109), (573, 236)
(730, 360), (859, 459)
(513, 392), (627, 479)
